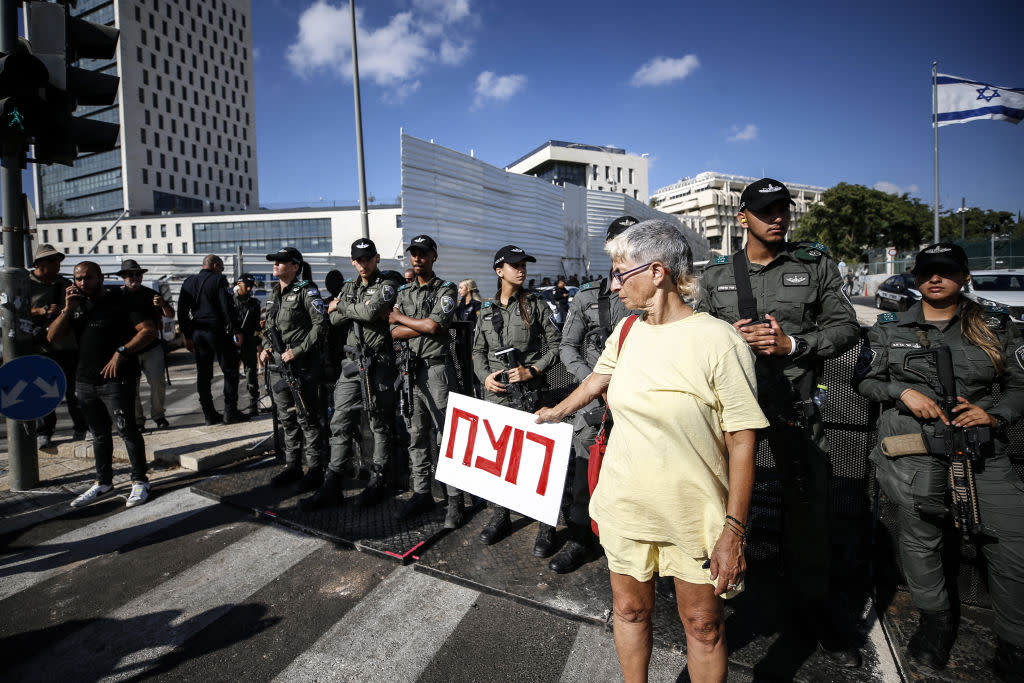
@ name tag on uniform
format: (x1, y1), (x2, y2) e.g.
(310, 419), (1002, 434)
(717, 285), (737, 292)
(890, 342), (921, 349)
(285, 294), (297, 302)
(783, 273), (809, 286)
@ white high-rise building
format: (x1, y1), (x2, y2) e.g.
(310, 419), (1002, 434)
(33, 0), (259, 220)
(505, 140), (649, 203)
(650, 172), (825, 255)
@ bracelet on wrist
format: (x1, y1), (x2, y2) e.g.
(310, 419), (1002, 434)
(725, 514), (748, 531)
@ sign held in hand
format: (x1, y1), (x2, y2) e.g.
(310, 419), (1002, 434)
(437, 392), (572, 527)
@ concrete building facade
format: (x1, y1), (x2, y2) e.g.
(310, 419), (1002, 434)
(650, 172), (826, 255)
(505, 140), (650, 203)
(33, 0), (259, 220)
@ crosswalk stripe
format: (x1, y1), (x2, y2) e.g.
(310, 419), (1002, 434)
(5, 522), (324, 682)
(558, 623), (624, 682)
(272, 565), (480, 683)
(0, 487), (215, 601)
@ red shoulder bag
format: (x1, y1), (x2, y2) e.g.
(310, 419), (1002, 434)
(588, 314), (639, 535)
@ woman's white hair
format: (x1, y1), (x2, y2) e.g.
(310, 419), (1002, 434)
(604, 218), (699, 300)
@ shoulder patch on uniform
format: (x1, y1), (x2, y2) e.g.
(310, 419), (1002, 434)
(793, 245), (825, 262)
(296, 279), (311, 287)
(382, 284), (396, 302)
(440, 294), (456, 314)
(984, 304), (1010, 315)
(877, 312), (898, 323)
(713, 254), (730, 265)
(984, 311), (1008, 331)
(397, 283), (410, 291)
(441, 281), (454, 288)
(305, 287), (321, 298)
(311, 298), (325, 315)
(481, 301), (493, 309)
(580, 281), (599, 291)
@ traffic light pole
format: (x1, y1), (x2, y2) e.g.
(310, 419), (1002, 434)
(1, 0), (40, 490)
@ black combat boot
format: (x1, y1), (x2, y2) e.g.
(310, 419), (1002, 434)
(479, 506), (511, 545)
(202, 405), (223, 426)
(993, 636), (1024, 682)
(353, 465), (389, 508)
(295, 466), (325, 493)
(549, 525), (596, 573)
(300, 469), (344, 511)
(815, 603), (863, 669)
(269, 463), (303, 487)
(907, 609), (954, 671)
(443, 493), (464, 530)
(223, 407), (250, 424)
(533, 523), (556, 558)
(394, 492), (435, 520)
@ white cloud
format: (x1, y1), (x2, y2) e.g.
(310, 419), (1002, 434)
(473, 71), (526, 109)
(630, 55), (699, 87)
(874, 181), (919, 195)
(287, 1), (475, 93)
(727, 124), (758, 142)
(253, 47), (262, 61)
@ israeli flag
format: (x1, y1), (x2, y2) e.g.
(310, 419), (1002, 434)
(936, 74), (1024, 127)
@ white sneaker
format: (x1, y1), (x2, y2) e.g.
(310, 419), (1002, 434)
(70, 483), (114, 508)
(125, 481), (151, 508)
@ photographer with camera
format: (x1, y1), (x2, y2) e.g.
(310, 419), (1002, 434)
(854, 243), (1024, 679)
(47, 262), (157, 508)
(472, 245), (561, 552)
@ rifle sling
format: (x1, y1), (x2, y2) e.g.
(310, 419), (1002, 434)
(731, 251), (760, 321)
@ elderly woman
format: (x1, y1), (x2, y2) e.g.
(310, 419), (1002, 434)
(537, 219), (767, 683)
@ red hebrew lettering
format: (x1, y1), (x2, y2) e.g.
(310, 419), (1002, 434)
(444, 408), (479, 466)
(504, 429), (526, 486)
(504, 430), (556, 495)
(526, 432), (556, 495)
(475, 419), (512, 477)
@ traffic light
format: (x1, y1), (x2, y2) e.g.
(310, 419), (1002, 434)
(25, 0), (121, 166)
(0, 42), (49, 150)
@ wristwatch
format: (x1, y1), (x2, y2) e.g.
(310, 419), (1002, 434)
(791, 336), (809, 357)
(117, 345), (131, 355)
(992, 415), (1009, 436)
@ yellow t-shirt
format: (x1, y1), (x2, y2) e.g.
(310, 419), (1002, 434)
(589, 311), (769, 556)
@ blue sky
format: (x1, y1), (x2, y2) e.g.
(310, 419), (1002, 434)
(250, 0), (1022, 217)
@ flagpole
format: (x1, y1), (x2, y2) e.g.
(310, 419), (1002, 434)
(933, 61), (940, 243)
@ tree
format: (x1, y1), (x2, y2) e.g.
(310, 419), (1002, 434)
(793, 183), (930, 262)
(938, 208), (1020, 241)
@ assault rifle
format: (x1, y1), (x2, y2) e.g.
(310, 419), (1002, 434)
(342, 321), (374, 413)
(902, 345), (992, 538)
(266, 325), (312, 426)
(394, 340), (415, 418)
(493, 346), (539, 413)
(264, 359), (283, 457)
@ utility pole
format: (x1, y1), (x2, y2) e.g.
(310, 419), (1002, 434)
(349, 0), (369, 240)
(1, 0), (39, 489)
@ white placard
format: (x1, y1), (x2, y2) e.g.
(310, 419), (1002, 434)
(436, 392), (573, 527)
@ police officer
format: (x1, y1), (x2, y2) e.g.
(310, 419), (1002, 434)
(696, 178), (862, 666)
(389, 234), (465, 527)
(473, 245), (562, 553)
(303, 238), (404, 510)
(29, 244), (88, 447)
(550, 216), (639, 573)
(854, 243), (1024, 678)
(235, 274), (263, 416)
(260, 248), (329, 491)
(178, 254), (246, 425)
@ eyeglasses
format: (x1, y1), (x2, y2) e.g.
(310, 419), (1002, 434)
(610, 262), (653, 286)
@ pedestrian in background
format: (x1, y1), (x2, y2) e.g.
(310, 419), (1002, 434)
(235, 274), (263, 416)
(536, 219), (765, 683)
(178, 254), (247, 425)
(552, 276), (571, 321)
(47, 262), (156, 509)
(455, 279), (483, 324)
(118, 259), (173, 430)
(28, 244), (88, 447)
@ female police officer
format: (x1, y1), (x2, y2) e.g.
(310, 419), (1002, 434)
(473, 245), (562, 554)
(854, 243), (1024, 678)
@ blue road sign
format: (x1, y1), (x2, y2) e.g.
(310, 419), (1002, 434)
(0, 355), (67, 421)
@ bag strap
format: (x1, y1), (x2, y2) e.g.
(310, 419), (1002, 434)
(596, 314), (640, 438)
(731, 251), (759, 321)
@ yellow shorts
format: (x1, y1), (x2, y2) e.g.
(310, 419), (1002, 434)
(600, 529), (744, 598)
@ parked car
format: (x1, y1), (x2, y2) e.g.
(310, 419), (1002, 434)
(964, 270), (1024, 326)
(536, 285), (578, 324)
(874, 273), (920, 312)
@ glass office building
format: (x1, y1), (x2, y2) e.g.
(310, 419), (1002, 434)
(193, 218), (332, 254)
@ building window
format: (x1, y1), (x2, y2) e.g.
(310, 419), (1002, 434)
(617, 167), (622, 183)
(175, 224), (181, 237)
(78, 247), (84, 254)
(629, 168), (634, 184)
(57, 229), (63, 241)
(131, 226), (137, 238)
(107, 245), (114, 254)
(137, 244), (143, 253)
(182, 242), (188, 253)
(160, 224), (167, 237)
(115, 226), (122, 239)
(71, 228), (78, 241)
(122, 245), (128, 253)
(145, 225), (152, 238)
(167, 243), (173, 253)
(152, 243), (158, 253)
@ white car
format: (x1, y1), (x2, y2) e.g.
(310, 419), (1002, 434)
(964, 270), (1024, 325)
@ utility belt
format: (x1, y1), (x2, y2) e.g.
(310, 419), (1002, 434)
(343, 349), (396, 369)
(880, 419), (994, 462)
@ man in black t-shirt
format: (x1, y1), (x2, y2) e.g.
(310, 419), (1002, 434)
(118, 260), (175, 430)
(47, 261), (157, 509)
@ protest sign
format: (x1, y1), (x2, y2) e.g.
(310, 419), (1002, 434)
(436, 392), (572, 526)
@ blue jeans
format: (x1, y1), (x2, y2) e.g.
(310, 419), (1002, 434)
(76, 378), (148, 485)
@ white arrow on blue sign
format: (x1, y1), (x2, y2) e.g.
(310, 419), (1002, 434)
(0, 355), (67, 421)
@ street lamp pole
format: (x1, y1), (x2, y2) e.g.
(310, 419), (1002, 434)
(349, 0), (370, 240)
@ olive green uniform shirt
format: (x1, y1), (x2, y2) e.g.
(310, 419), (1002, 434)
(329, 269), (404, 354)
(472, 290), (561, 383)
(559, 277), (634, 383)
(262, 279), (327, 362)
(391, 276), (458, 360)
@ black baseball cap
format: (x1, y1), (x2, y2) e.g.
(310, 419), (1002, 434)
(493, 245), (536, 268)
(266, 246), (303, 264)
(912, 243), (970, 276)
(606, 215), (640, 241)
(237, 273), (256, 286)
(351, 238), (378, 259)
(739, 178), (795, 212)
(406, 234), (438, 252)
